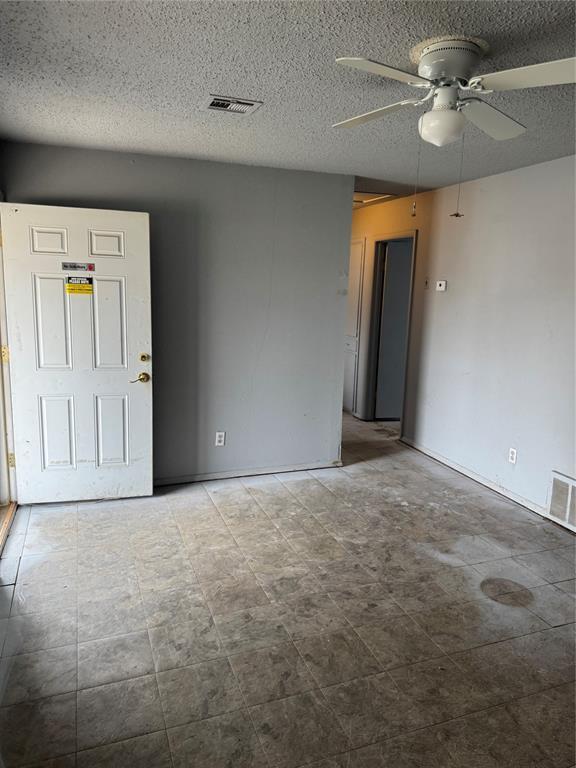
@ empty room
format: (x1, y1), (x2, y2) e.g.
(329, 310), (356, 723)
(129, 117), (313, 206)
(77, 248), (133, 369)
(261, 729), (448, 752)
(0, 1), (574, 767)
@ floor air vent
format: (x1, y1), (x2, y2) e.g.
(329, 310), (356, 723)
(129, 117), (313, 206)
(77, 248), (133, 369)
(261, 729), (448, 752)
(207, 95), (262, 115)
(548, 471), (576, 531)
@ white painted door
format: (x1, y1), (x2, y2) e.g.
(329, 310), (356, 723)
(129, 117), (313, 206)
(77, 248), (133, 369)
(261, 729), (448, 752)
(343, 239), (364, 414)
(1, 203), (152, 503)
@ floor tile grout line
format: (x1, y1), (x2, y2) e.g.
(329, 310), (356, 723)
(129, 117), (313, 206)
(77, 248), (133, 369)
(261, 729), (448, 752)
(205, 593), (276, 768)
(298, 675), (576, 764)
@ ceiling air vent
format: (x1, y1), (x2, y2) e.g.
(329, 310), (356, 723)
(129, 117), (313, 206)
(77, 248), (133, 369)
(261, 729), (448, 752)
(207, 95), (262, 115)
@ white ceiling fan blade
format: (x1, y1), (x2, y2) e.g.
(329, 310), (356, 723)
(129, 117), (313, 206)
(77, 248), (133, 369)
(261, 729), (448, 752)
(461, 99), (526, 140)
(336, 57), (432, 86)
(333, 99), (422, 128)
(470, 57), (576, 91)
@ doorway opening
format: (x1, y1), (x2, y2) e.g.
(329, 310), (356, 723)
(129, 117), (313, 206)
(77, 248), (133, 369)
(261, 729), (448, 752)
(342, 234), (416, 447)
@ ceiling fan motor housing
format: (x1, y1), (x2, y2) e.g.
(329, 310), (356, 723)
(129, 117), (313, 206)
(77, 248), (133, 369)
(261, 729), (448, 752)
(417, 40), (484, 85)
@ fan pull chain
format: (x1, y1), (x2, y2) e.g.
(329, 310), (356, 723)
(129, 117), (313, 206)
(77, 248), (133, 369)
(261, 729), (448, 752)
(411, 137), (422, 217)
(450, 130), (466, 218)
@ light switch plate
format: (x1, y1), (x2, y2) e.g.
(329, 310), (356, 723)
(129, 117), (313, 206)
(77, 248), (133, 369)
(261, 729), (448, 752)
(436, 280), (447, 292)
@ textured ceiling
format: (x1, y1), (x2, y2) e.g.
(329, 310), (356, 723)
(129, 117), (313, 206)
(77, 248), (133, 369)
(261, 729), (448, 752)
(0, 1), (574, 188)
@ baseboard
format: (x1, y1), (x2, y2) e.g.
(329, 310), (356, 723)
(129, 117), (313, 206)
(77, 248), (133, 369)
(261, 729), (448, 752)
(154, 458), (343, 487)
(400, 437), (548, 518)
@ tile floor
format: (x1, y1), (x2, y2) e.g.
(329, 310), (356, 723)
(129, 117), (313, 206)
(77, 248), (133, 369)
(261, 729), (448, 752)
(0, 414), (574, 767)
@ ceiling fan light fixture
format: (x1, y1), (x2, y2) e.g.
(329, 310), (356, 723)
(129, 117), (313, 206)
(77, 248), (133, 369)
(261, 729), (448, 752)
(418, 108), (466, 147)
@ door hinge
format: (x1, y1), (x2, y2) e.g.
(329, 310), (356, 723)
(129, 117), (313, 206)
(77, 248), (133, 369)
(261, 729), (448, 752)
(7, 453), (15, 468)
(0, 345), (8, 363)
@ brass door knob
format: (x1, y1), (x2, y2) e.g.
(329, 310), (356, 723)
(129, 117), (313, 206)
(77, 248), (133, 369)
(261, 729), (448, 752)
(130, 372), (151, 383)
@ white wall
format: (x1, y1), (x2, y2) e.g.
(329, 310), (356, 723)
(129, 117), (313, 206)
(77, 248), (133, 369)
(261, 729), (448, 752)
(403, 156), (575, 510)
(0, 141), (353, 484)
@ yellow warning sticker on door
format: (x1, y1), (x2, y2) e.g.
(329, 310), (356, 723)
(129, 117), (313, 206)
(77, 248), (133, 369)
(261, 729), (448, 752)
(66, 276), (93, 295)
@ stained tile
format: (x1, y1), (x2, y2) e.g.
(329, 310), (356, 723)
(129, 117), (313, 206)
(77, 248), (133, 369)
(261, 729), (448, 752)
(148, 613), (224, 671)
(356, 728), (456, 767)
(229, 642), (316, 705)
(296, 628), (381, 686)
(410, 596), (547, 652)
(0, 644), (77, 705)
(0, 585), (14, 619)
(497, 583), (576, 626)
(142, 584), (207, 627)
(504, 682), (575, 767)
(329, 594), (405, 627)
(430, 535), (509, 564)
(11, 578), (76, 616)
(17, 550), (76, 585)
(471, 558), (549, 596)
(0, 557), (20, 587)
(10, 417), (575, 768)
(77, 675), (165, 751)
(78, 630), (154, 688)
(77, 567), (140, 602)
(242, 539), (302, 569)
(388, 657), (487, 727)
(290, 534), (349, 562)
(322, 672), (417, 748)
(356, 615), (444, 670)
(191, 547), (251, 583)
(432, 705), (557, 767)
(214, 603), (291, 654)
(1, 608), (77, 657)
(202, 574), (270, 615)
(181, 528), (237, 555)
(230, 518), (286, 550)
(273, 516), (328, 539)
(252, 564), (323, 601)
(514, 548), (576, 583)
(78, 592), (147, 643)
(277, 594), (348, 640)
(157, 657), (243, 727)
(0, 692), (76, 765)
(135, 556), (197, 593)
(168, 708), (268, 768)
(250, 690), (349, 768)
(77, 731), (172, 768)
(451, 625), (576, 703)
(382, 576), (454, 612)
(312, 558), (376, 589)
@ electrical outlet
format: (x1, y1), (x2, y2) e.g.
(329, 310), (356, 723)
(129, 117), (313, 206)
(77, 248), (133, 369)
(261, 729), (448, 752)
(215, 431), (226, 447)
(508, 447), (517, 465)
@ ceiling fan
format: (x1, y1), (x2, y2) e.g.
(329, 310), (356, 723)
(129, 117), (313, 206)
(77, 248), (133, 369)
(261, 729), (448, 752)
(333, 38), (576, 147)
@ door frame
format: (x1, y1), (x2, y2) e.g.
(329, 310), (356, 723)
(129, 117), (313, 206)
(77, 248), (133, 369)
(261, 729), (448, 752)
(368, 236), (415, 422)
(0, 232), (16, 503)
(355, 228), (418, 434)
(344, 238), (366, 417)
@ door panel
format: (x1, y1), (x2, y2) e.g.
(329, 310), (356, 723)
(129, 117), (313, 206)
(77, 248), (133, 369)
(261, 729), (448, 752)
(33, 275), (72, 369)
(1, 203), (152, 503)
(92, 277), (127, 369)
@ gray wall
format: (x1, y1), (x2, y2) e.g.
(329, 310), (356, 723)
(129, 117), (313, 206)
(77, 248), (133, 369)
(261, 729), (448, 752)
(403, 156), (575, 511)
(0, 141), (353, 483)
